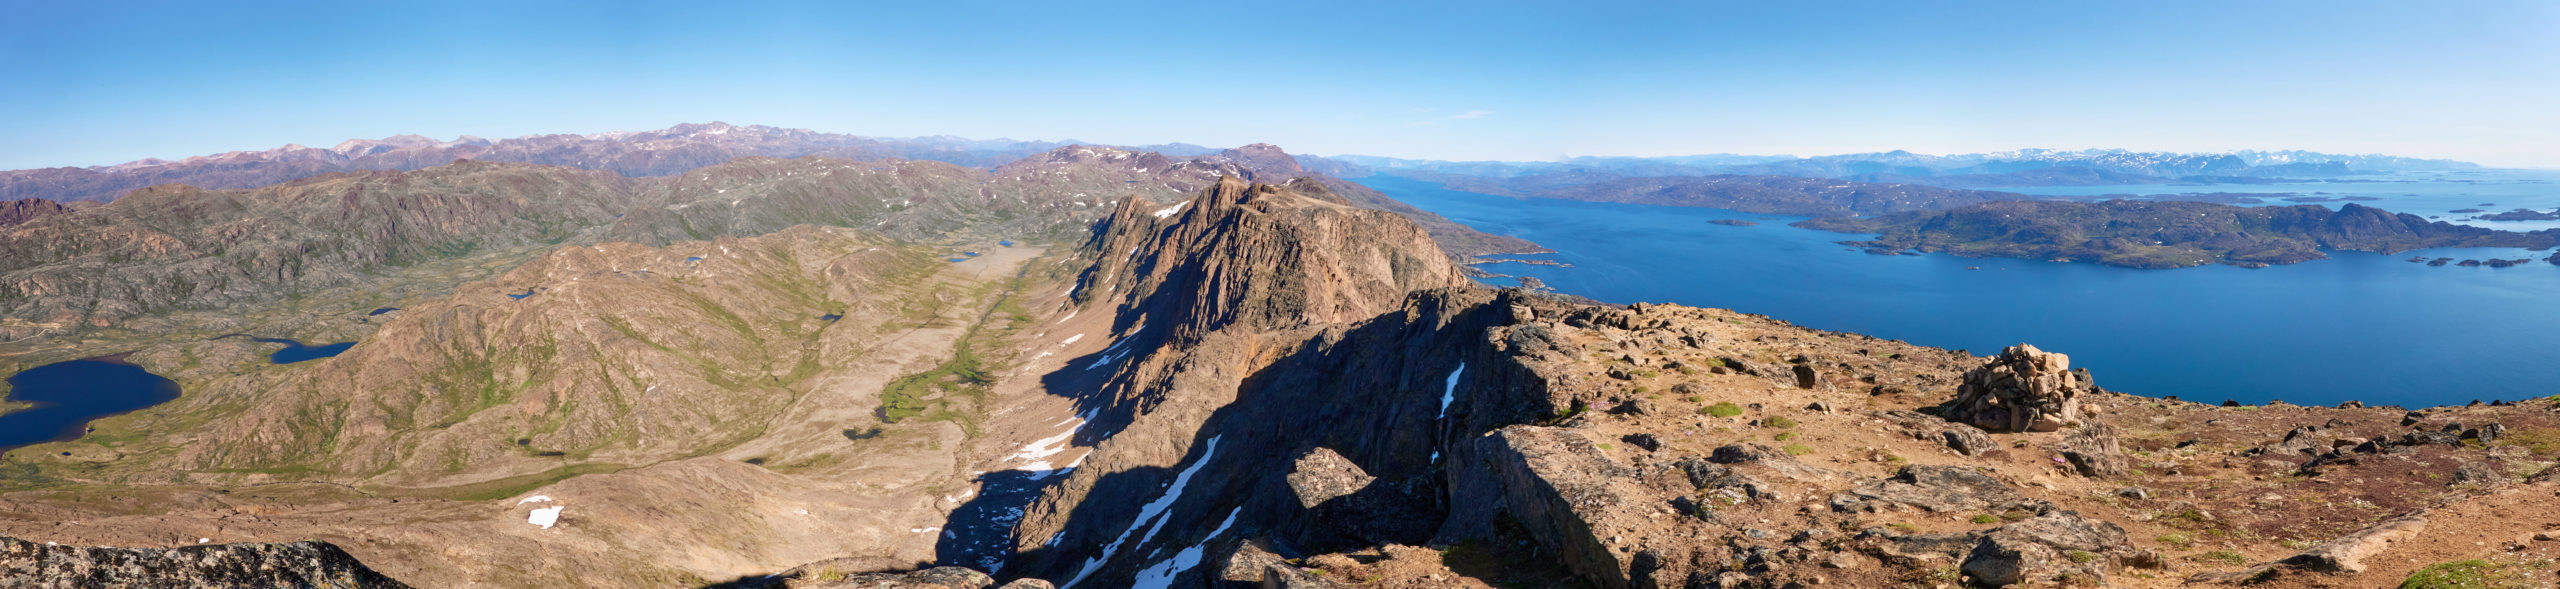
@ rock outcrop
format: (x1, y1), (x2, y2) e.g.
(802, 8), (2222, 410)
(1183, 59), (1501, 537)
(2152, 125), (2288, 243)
(0, 536), (410, 588)
(1944, 344), (2092, 432)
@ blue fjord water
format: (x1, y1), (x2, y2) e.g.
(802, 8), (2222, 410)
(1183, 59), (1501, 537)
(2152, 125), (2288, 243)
(1359, 174), (2560, 408)
(0, 357), (180, 452)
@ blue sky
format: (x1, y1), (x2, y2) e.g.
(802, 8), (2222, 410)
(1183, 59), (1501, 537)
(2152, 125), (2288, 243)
(3, 0), (2555, 168)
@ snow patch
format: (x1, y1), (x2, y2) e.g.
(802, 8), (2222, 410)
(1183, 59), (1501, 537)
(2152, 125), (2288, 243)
(1061, 333), (1085, 346)
(1062, 436), (1223, 589)
(1151, 201), (1188, 219)
(1012, 418), (1085, 463)
(1127, 505), (1243, 588)
(528, 506), (563, 529)
(1438, 362), (1466, 420)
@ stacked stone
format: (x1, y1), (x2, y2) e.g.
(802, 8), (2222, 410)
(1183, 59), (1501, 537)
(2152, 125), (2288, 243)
(1948, 344), (2093, 432)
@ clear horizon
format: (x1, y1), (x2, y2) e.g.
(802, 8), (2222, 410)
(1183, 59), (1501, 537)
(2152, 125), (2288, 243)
(5, 0), (2555, 169)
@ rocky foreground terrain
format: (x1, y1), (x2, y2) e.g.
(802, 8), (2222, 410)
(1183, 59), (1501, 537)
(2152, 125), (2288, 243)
(2, 169), (2556, 588)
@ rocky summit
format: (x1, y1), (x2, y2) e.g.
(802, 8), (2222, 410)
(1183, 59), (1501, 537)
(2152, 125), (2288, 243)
(2, 136), (2556, 589)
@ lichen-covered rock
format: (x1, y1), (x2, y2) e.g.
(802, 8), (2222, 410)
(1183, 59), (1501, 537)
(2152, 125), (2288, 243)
(1286, 447), (1375, 509)
(0, 535), (411, 588)
(1481, 425), (1708, 589)
(1215, 539), (1291, 587)
(2059, 422), (2128, 477)
(1284, 447), (1435, 550)
(1962, 510), (2131, 586)
(1945, 344), (2093, 432)
(1851, 465), (2033, 513)
(796, 566), (993, 588)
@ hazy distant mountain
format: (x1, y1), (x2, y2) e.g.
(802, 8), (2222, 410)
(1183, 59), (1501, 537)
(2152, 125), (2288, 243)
(0, 123), (1230, 203)
(1312, 147), (2483, 188)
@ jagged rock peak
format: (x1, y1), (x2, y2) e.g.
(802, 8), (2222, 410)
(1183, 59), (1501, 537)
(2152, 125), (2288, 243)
(0, 198), (70, 227)
(1219, 143), (1303, 175)
(1084, 175), (1464, 337)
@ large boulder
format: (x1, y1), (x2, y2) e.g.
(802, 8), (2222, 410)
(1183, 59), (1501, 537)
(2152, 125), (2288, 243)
(2058, 422), (2128, 477)
(1287, 447), (1375, 510)
(1283, 447), (1436, 549)
(1480, 425), (1710, 589)
(1961, 511), (2131, 586)
(1944, 344), (2093, 432)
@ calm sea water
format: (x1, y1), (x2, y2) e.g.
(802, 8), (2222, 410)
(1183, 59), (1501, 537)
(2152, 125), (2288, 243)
(1361, 174), (2560, 407)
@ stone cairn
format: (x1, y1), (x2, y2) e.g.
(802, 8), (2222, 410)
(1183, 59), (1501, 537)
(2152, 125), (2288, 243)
(1946, 344), (2093, 432)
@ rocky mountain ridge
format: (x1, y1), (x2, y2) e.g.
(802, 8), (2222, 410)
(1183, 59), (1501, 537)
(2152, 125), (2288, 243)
(0, 142), (1533, 364)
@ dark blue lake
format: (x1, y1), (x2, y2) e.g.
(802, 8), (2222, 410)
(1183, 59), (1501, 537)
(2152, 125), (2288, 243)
(0, 357), (180, 452)
(258, 338), (353, 364)
(1361, 174), (2560, 408)
(223, 336), (354, 364)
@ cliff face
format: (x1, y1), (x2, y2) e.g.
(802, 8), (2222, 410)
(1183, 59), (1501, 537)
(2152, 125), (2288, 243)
(982, 176), (1469, 585)
(1078, 176), (1463, 341)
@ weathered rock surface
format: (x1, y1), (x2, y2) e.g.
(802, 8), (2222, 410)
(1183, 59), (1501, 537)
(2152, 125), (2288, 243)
(1479, 425), (1706, 589)
(0, 535), (410, 588)
(2058, 422), (2128, 477)
(787, 567), (992, 589)
(1961, 511), (2131, 586)
(1850, 465), (2033, 513)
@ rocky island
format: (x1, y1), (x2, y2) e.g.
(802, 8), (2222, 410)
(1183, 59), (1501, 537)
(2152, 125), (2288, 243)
(1795, 199), (2560, 269)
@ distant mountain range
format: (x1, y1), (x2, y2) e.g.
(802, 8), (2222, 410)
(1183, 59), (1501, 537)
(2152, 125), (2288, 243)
(0, 122), (1221, 203)
(1307, 148), (2481, 188)
(7, 126), (2485, 205)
